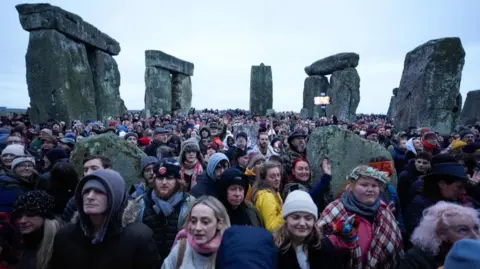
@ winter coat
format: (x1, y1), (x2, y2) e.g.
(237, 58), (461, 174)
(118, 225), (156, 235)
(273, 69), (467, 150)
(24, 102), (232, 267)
(49, 170), (158, 269)
(319, 199), (404, 269)
(49, 213), (158, 269)
(277, 238), (349, 269)
(404, 194), (435, 238)
(391, 146), (407, 174)
(400, 246), (441, 269)
(382, 183), (406, 234)
(125, 190), (193, 264)
(216, 226), (278, 269)
(0, 172), (38, 213)
(189, 171), (218, 198)
(254, 190), (283, 232)
(61, 196), (77, 222)
(398, 159), (423, 213)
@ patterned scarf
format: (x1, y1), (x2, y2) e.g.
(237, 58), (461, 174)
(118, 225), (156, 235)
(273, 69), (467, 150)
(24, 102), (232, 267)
(181, 160), (203, 188)
(151, 191), (184, 216)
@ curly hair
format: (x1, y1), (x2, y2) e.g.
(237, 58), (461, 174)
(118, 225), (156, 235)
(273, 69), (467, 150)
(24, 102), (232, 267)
(411, 201), (480, 255)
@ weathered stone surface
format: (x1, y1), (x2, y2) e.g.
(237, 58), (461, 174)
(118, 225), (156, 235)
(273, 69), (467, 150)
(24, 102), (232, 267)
(266, 109), (276, 116)
(393, 87), (398, 97)
(394, 38), (465, 133)
(387, 96), (397, 120)
(307, 126), (397, 195)
(89, 50), (127, 122)
(171, 73), (192, 116)
(145, 50), (194, 76)
(327, 68), (360, 121)
(26, 30), (97, 124)
(71, 134), (146, 188)
(305, 53), (359, 76)
(16, 3), (120, 55)
(303, 75), (329, 118)
(300, 108), (310, 119)
(461, 91), (480, 125)
(233, 125), (259, 147)
(145, 67), (172, 117)
(249, 64), (273, 116)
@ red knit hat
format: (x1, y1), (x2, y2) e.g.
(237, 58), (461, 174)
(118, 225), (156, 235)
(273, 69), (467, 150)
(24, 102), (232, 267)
(138, 137), (150, 146)
(108, 121), (116, 127)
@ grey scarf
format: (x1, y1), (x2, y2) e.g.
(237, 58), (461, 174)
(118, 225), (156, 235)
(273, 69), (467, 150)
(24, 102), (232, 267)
(151, 191), (184, 216)
(341, 191), (380, 218)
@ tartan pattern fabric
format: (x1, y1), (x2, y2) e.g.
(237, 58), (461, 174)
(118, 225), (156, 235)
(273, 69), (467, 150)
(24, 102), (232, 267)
(318, 199), (404, 269)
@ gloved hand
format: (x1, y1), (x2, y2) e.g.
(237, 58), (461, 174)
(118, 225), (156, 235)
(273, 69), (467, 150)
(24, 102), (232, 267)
(332, 214), (359, 246)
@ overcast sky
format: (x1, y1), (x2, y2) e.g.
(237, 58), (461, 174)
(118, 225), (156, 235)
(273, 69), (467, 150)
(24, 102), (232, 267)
(1, 0), (479, 113)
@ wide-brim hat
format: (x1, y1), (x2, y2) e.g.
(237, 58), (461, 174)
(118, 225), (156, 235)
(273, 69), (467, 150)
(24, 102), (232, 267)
(423, 162), (468, 182)
(287, 131), (307, 145)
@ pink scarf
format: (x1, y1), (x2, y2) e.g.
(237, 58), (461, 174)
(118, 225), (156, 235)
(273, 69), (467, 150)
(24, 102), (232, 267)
(173, 229), (222, 254)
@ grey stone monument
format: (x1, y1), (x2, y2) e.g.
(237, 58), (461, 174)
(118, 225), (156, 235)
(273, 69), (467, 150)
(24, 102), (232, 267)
(249, 63), (273, 116)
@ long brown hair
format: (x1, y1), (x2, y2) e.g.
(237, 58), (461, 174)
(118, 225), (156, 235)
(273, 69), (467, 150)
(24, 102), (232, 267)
(251, 161), (281, 203)
(273, 222), (324, 253)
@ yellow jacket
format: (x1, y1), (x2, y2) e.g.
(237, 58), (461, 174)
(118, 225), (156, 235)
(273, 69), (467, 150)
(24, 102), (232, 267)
(254, 190), (284, 232)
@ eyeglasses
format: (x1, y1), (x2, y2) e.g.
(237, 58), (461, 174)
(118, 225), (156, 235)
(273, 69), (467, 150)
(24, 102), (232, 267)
(17, 164), (34, 169)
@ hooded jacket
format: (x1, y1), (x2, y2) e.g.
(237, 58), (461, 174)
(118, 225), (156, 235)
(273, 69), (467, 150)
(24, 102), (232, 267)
(189, 153), (229, 198)
(215, 226), (277, 269)
(217, 168), (263, 227)
(398, 159), (424, 213)
(49, 170), (158, 269)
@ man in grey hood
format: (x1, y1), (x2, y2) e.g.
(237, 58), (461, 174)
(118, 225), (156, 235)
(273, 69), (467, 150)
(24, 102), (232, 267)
(49, 169), (158, 269)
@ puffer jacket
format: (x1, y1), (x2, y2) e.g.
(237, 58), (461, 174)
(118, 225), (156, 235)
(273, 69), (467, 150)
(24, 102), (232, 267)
(254, 190), (283, 232)
(124, 190), (193, 264)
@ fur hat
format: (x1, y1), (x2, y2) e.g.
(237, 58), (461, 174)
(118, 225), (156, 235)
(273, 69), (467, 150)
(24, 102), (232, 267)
(247, 153), (265, 170)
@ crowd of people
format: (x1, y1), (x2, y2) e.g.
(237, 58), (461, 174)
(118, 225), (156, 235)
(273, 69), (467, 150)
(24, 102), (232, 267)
(0, 109), (480, 269)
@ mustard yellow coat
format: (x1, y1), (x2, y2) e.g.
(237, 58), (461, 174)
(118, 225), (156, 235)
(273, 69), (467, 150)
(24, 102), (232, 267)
(254, 190), (284, 232)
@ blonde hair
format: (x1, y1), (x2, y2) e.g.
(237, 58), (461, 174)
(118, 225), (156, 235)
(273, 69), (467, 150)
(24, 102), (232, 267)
(184, 196), (231, 229)
(37, 218), (62, 269)
(251, 161), (281, 203)
(182, 196), (231, 269)
(411, 201), (480, 255)
(273, 222), (324, 254)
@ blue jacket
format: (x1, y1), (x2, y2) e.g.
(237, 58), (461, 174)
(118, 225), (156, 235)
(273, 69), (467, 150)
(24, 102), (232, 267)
(391, 146), (407, 174)
(216, 226), (277, 269)
(383, 183), (406, 234)
(0, 173), (37, 213)
(404, 194), (435, 238)
(398, 159), (423, 213)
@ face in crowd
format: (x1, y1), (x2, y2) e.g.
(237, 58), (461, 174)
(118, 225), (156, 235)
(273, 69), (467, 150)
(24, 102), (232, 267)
(187, 201), (226, 245)
(143, 164), (155, 185)
(258, 134), (269, 148)
(291, 136), (306, 153)
(236, 137), (247, 149)
(351, 176), (381, 206)
(266, 167), (281, 190)
(214, 160), (229, 180)
(286, 212), (315, 242)
(292, 160), (310, 183)
(414, 158), (430, 174)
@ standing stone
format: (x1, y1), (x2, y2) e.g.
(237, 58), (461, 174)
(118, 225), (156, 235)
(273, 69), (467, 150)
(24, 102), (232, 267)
(461, 90), (480, 125)
(300, 108), (310, 119)
(266, 109), (276, 116)
(307, 126), (397, 195)
(17, 3), (125, 124)
(305, 53), (359, 76)
(145, 50), (194, 116)
(89, 50), (126, 122)
(250, 63), (273, 116)
(26, 30), (97, 124)
(145, 67), (172, 117)
(387, 88), (399, 119)
(394, 38), (465, 133)
(327, 68), (360, 121)
(303, 75), (329, 118)
(71, 134), (146, 189)
(171, 73), (192, 116)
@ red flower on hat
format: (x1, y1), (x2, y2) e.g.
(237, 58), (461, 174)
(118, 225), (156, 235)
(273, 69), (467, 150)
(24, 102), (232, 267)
(158, 167), (167, 175)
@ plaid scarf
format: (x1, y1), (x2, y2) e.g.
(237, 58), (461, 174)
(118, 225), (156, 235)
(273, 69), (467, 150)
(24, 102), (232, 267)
(181, 160), (203, 189)
(318, 199), (403, 269)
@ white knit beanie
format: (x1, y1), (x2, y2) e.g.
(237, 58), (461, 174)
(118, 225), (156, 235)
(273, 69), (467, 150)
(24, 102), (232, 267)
(282, 190), (318, 220)
(2, 145), (25, 157)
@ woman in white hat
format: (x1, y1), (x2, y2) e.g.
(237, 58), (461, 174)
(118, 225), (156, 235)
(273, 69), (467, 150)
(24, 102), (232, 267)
(273, 190), (351, 269)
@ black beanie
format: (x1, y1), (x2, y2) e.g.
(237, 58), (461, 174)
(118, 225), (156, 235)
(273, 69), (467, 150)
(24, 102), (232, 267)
(12, 190), (55, 220)
(271, 137), (281, 147)
(236, 132), (248, 141)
